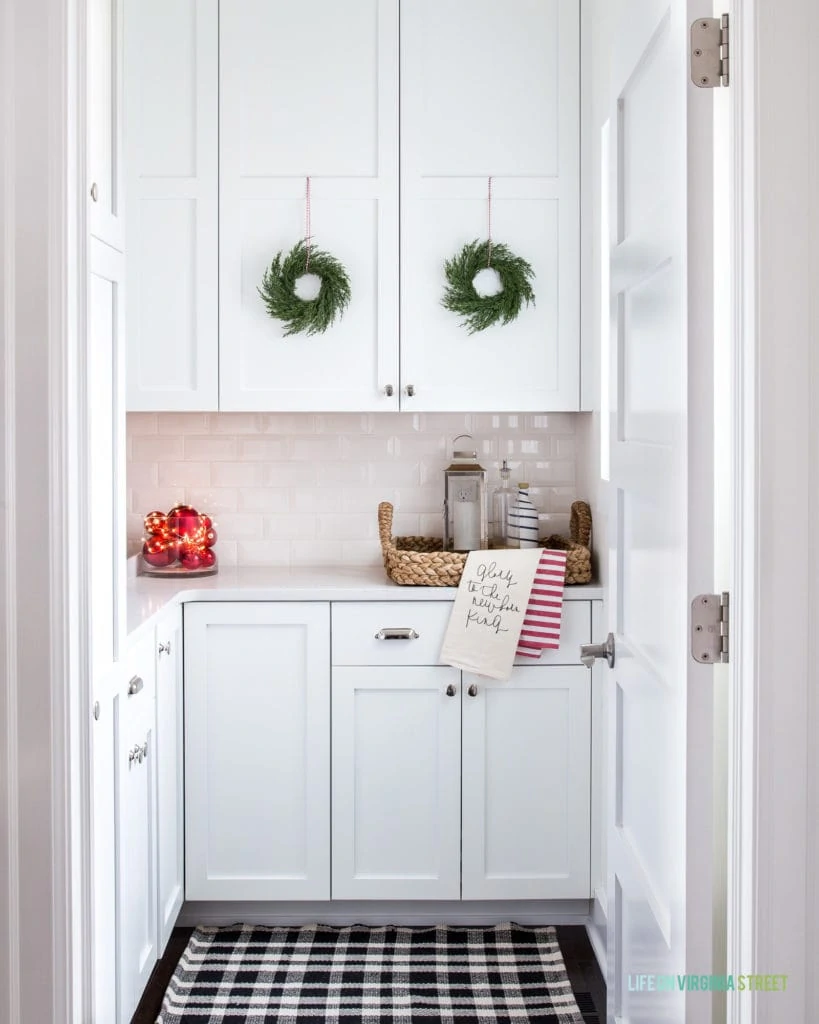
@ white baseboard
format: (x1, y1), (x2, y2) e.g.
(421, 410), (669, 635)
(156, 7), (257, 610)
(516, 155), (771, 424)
(178, 898), (594, 928)
(585, 888), (607, 978)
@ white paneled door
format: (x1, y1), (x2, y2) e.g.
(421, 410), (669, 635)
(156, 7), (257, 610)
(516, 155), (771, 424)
(219, 0), (399, 411)
(332, 666), (461, 900)
(461, 667), (590, 900)
(87, 0), (124, 250)
(605, 2), (715, 1021)
(184, 602), (331, 900)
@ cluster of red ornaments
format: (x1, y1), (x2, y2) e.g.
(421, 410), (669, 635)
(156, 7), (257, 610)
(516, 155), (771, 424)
(142, 504), (217, 571)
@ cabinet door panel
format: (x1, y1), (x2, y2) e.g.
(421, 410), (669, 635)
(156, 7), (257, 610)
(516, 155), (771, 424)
(91, 683), (117, 1024)
(400, 0), (579, 411)
(219, 0), (398, 411)
(184, 602), (330, 900)
(462, 666), (590, 899)
(116, 640), (157, 1023)
(125, 0), (218, 410)
(155, 609), (184, 954)
(88, 240), (126, 677)
(88, 0), (124, 249)
(332, 666), (461, 899)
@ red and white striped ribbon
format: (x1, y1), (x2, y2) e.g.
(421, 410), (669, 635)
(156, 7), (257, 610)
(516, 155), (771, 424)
(515, 549), (568, 658)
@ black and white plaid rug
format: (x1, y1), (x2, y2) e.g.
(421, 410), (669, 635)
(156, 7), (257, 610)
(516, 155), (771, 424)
(158, 922), (586, 1022)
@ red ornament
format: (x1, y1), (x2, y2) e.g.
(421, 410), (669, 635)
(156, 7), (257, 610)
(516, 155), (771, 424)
(203, 528), (217, 548)
(198, 548), (216, 569)
(167, 504), (200, 538)
(200, 515), (213, 531)
(179, 549), (201, 571)
(142, 536), (174, 568)
(144, 510), (167, 535)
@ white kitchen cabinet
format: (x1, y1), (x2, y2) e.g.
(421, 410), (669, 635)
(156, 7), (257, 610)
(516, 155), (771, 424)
(184, 602), (331, 900)
(88, 239), (126, 678)
(91, 676), (117, 1024)
(124, 0), (219, 411)
(332, 666), (461, 899)
(399, 0), (580, 411)
(461, 666), (590, 899)
(115, 635), (158, 1023)
(88, 0), (124, 250)
(155, 607), (184, 954)
(218, 0), (399, 411)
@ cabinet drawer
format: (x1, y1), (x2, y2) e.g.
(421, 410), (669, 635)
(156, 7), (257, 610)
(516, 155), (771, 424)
(332, 600), (592, 666)
(332, 602), (452, 665)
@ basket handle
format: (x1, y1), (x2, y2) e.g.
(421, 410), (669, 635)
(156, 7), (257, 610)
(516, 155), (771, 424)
(570, 500), (592, 547)
(378, 501), (395, 552)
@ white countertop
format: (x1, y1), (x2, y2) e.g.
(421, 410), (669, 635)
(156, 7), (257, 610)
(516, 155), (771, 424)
(127, 565), (604, 642)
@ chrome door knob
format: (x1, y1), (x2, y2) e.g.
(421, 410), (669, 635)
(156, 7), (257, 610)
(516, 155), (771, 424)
(467, 684), (478, 697)
(404, 384), (415, 397)
(90, 182), (99, 202)
(446, 684), (456, 697)
(384, 384), (394, 397)
(580, 633), (616, 669)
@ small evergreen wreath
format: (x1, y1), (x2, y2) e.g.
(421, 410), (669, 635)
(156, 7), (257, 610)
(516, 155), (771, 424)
(258, 239), (351, 337)
(442, 239), (535, 334)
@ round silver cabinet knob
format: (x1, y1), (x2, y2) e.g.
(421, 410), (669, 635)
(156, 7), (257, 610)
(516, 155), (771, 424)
(404, 384), (415, 397)
(90, 182), (99, 202)
(467, 684), (478, 697)
(384, 384), (394, 397)
(446, 684), (456, 697)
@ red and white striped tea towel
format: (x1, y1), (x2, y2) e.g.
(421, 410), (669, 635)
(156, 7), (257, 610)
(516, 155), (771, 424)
(516, 549), (568, 658)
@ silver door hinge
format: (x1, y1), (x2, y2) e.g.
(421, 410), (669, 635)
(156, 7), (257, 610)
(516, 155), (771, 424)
(691, 14), (729, 88)
(691, 592), (729, 664)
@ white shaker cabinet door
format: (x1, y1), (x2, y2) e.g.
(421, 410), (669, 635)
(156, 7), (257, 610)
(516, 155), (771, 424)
(91, 679), (117, 1024)
(124, 0), (219, 411)
(219, 0), (399, 411)
(332, 666), (461, 900)
(184, 602), (331, 900)
(88, 239), (126, 678)
(399, 0), (580, 411)
(88, 0), (124, 249)
(116, 639), (158, 1024)
(155, 608), (184, 955)
(461, 666), (590, 900)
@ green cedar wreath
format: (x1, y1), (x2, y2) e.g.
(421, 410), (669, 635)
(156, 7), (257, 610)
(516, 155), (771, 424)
(442, 239), (535, 334)
(258, 239), (351, 337)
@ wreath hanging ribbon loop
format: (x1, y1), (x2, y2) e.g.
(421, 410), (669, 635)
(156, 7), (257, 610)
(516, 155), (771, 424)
(257, 176), (352, 337)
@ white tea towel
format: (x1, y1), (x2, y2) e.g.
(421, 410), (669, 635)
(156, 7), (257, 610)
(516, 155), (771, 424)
(439, 549), (542, 681)
(515, 549), (568, 658)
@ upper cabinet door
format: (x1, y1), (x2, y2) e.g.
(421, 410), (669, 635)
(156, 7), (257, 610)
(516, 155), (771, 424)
(88, 0), (124, 251)
(219, 0), (399, 411)
(124, 0), (219, 411)
(400, 0), (580, 411)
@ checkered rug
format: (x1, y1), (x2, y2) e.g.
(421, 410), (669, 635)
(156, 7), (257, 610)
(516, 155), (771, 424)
(158, 923), (586, 1022)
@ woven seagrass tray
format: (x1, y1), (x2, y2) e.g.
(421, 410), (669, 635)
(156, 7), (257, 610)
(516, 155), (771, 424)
(378, 500), (592, 587)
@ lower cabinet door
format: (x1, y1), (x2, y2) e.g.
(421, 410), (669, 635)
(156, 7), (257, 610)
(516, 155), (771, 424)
(116, 644), (158, 1023)
(332, 666), (461, 900)
(184, 602), (331, 900)
(91, 680), (117, 1024)
(155, 608), (184, 954)
(461, 666), (590, 900)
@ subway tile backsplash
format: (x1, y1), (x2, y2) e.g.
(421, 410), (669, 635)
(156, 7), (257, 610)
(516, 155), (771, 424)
(126, 412), (580, 568)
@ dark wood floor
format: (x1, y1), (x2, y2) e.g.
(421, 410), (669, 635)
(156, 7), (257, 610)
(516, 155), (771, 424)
(132, 923), (605, 1023)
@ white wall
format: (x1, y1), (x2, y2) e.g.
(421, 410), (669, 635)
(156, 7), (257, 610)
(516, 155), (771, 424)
(126, 411), (582, 567)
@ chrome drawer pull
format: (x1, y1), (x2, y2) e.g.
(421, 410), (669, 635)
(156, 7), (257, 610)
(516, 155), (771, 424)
(128, 675), (144, 696)
(374, 628), (420, 641)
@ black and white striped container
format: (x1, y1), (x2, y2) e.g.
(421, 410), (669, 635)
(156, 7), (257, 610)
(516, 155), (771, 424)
(507, 484), (539, 548)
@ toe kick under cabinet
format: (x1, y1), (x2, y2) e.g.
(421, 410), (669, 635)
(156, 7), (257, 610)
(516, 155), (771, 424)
(183, 599), (592, 903)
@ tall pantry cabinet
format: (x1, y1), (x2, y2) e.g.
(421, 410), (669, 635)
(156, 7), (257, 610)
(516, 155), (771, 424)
(125, 0), (581, 413)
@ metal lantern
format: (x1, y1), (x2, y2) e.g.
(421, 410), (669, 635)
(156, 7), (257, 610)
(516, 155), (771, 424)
(443, 435), (488, 552)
